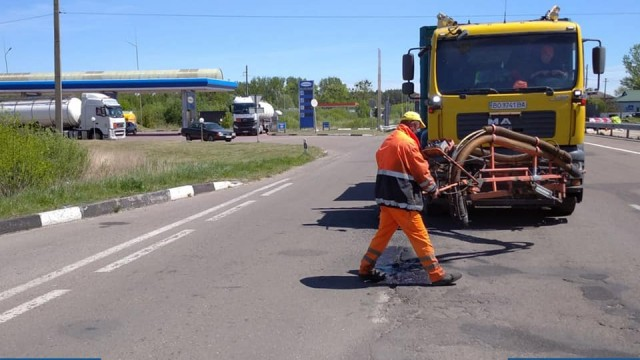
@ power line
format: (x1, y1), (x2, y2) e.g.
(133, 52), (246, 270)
(2, 10), (640, 25)
(0, 13), (50, 25)
(59, 11), (640, 19)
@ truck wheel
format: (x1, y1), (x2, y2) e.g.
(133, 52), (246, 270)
(549, 196), (577, 217)
(185, 134), (192, 141)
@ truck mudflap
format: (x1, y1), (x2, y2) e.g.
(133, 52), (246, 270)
(423, 125), (583, 226)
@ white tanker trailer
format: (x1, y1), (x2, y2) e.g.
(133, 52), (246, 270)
(231, 96), (277, 135)
(0, 93), (126, 139)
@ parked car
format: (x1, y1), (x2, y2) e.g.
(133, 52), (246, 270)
(126, 121), (138, 135)
(181, 121), (236, 142)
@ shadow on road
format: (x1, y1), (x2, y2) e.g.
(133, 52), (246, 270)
(333, 182), (375, 201)
(299, 270), (443, 289)
(304, 205), (379, 230)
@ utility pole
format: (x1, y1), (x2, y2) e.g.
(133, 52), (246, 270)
(244, 65), (249, 96)
(585, 64), (589, 90)
(377, 48), (382, 131)
(54, 0), (63, 135)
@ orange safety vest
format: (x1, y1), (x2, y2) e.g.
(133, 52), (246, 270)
(375, 124), (437, 211)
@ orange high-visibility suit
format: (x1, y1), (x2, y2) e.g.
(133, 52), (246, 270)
(359, 123), (446, 283)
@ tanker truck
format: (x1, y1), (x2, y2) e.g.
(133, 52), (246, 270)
(231, 96), (276, 135)
(0, 93), (126, 140)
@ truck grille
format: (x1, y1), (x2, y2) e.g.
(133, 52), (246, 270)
(457, 111), (556, 139)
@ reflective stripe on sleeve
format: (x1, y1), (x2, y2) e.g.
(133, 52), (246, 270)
(420, 180), (437, 193)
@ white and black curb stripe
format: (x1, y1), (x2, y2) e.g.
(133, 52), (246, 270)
(0, 180), (242, 236)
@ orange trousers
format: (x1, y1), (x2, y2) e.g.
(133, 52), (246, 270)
(360, 206), (446, 282)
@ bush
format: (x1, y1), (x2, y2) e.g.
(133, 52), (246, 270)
(0, 117), (89, 196)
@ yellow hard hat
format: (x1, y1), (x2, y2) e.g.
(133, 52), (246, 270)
(401, 111), (425, 128)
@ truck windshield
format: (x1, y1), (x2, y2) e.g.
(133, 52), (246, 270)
(435, 32), (578, 94)
(232, 103), (256, 114)
(107, 106), (124, 118)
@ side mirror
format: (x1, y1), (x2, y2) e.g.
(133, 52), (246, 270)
(592, 46), (606, 74)
(402, 53), (415, 81)
(402, 82), (415, 96)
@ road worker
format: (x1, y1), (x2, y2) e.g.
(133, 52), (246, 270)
(359, 111), (462, 286)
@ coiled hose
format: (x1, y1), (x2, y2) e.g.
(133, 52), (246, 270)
(449, 125), (582, 184)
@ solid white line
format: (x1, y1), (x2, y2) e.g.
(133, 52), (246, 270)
(95, 229), (194, 273)
(0, 289), (70, 324)
(585, 142), (640, 155)
(631, 204), (640, 212)
(0, 178), (290, 303)
(206, 200), (255, 222)
(261, 183), (293, 197)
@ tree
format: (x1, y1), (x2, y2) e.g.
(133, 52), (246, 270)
(316, 77), (350, 103)
(620, 44), (640, 91)
(351, 79), (374, 117)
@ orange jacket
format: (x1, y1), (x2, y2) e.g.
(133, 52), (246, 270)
(375, 124), (437, 211)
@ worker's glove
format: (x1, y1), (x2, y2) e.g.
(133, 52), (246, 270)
(428, 188), (440, 200)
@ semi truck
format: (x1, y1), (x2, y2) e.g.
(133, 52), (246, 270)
(0, 93), (126, 139)
(401, 5), (605, 225)
(231, 96), (276, 135)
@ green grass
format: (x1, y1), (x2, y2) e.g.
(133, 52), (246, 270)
(0, 139), (324, 219)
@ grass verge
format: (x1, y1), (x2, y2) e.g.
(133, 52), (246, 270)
(0, 139), (323, 219)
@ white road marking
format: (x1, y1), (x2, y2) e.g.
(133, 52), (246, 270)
(260, 182), (292, 196)
(631, 204), (640, 212)
(0, 289), (70, 324)
(586, 142), (640, 155)
(205, 200), (255, 222)
(0, 178), (290, 303)
(95, 230), (194, 273)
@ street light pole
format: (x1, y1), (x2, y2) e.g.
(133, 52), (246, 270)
(126, 40), (139, 70)
(127, 39), (142, 123)
(4, 47), (11, 73)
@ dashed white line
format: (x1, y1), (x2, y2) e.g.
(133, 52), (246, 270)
(0, 178), (290, 304)
(0, 289), (70, 324)
(206, 200), (255, 222)
(631, 204), (640, 212)
(95, 230), (194, 273)
(586, 142), (640, 155)
(261, 182), (293, 196)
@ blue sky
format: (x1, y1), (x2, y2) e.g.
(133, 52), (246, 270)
(0, 0), (638, 93)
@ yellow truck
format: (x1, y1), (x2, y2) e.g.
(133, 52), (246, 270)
(402, 6), (605, 225)
(123, 111), (137, 124)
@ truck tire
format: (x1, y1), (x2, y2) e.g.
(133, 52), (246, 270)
(549, 196), (577, 217)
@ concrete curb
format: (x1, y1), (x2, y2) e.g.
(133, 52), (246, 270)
(0, 180), (243, 236)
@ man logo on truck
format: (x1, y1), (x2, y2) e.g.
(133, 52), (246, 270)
(488, 118), (512, 128)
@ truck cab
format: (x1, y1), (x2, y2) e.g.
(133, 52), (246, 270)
(81, 93), (126, 139)
(401, 6), (605, 224)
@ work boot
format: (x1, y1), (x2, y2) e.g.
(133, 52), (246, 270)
(358, 269), (387, 283)
(430, 272), (462, 286)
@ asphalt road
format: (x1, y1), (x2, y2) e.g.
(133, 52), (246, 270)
(0, 134), (639, 359)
